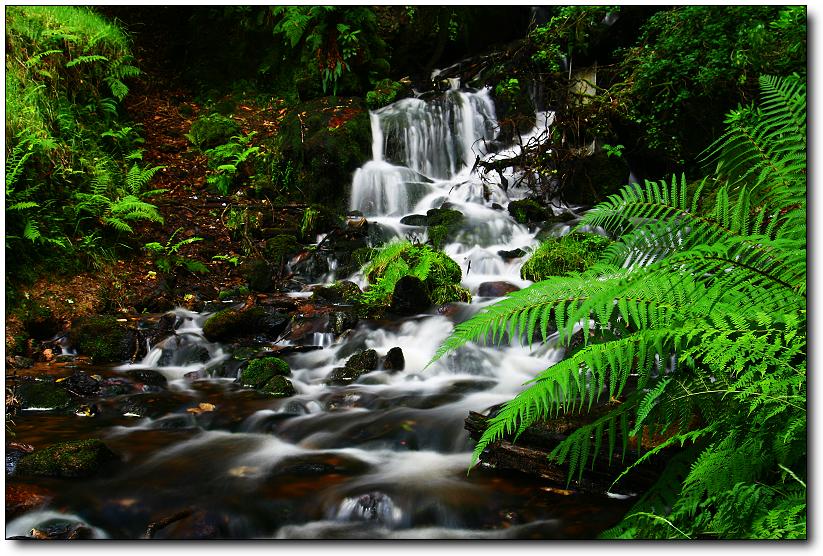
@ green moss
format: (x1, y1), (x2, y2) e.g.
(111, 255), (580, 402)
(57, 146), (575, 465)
(72, 316), (129, 363)
(16, 439), (119, 478)
(186, 113), (240, 150)
(430, 284), (473, 305)
(265, 235), (300, 266)
(424, 252), (463, 289)
(426, 208), (463, 249)
(428, 225), (449, 250)
(202, 306), (280, 342)
(520, 233), (611, 281)
(17, 381), (73, 410)
(312, 281), (363, 304)
(218, 285), (250, 301)
(508, 199), (550, 224)
(240, 357), (291, 388)
(260, 375), (296, 398)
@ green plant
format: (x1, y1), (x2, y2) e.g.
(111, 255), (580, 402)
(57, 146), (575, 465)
(520, 233), (611, 281)
(204, 132), (260, 195)
(433, 75), (806, 539)
(299, 206), (320, 239)
(145, 228), (208, 276)
(361, 240), (463, 307)
(212, 254), (240, 267)
(366, 79), (404, 109)
(601, 143), (624, 158)
(73, 158), (165, 233)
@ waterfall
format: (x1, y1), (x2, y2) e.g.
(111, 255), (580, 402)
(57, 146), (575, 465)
(349, 85), (558, 293)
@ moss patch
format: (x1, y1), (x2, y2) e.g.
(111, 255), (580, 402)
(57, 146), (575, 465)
(17, 381), (73, 410)
(520, 233), (611, 281)
(16, 439), (119, 478)
(71, 315), (130, 363)
(186, 113), (240, 150)
(260, 375), (296, 397)
(430, 284), (473, 305)
(240, 357), (291, 388)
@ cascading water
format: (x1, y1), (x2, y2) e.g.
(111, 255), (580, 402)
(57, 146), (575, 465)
(7, 83), (629, 540)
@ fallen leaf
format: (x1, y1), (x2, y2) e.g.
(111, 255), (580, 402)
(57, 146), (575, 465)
(186, 402), (216, 414)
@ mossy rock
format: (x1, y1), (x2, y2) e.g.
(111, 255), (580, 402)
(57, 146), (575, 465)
(239, 258), (273, 292)
(423, 252), (463, 290)
(508, 199), (551, 224)
(426, 208), (464, 228)
(71, 316), (131, 363)
(218, 285), (250, 301)
(16, 439), (119, 478)
(202, 307), (289, 343)
(260, 375), (296, 398)
(187, 113), (240, 150)
(430, 284), (473, 305)
(240, 357), (291, 388)
(520, 233), (612, 281)
(345, 349), (378, 373)
(265, 235), (301, 266)
(311, 281), (362, 304)
(16, 381), (73, 411)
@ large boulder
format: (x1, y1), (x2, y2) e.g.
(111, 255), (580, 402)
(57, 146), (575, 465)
(507, 199), (551, 224)
(311, 281), (362, 305)
(15, 439), (119, 478)
(390, 276), (431, 315)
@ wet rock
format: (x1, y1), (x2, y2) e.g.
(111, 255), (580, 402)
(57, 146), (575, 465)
(478, 281), (521, 297)
(125, 369), (168, 390)
(497, 248), (527, 260)
(491, 202), (505, 211)
(285, 315), (329, 343)
(202, 306), (289, 343)
(426, 207), (463, 228)
(157, 341), (210, 367)
(400, 214), (429, 226)
(239, 357), (291, 388)
(346, 349), (378, 373)
(382, 347), (405, 371)
(328, 311), (359, 335)
(5, 483), (53, 519)
(390, 276), (431, 315)
(339, 492), (398, 524)
(311, 280), (362, 304)
(290, 250), (330, 282)
(326, 367), (362, 386)
(149, 509), (229, 540)
(16, 380), (73, 411)
(117, 392), (188, 418)
(327, 349), (378, 385)
(97, 377), (137, 398)
(260, 375), (296, 398)
(61, 370), (100, 397)
(273, 453), (371, 477)
(323, 390), (380, 411)
(16, 439), (119, 478)
(6, 443), (34, 476)
(26, 520), (95, 540)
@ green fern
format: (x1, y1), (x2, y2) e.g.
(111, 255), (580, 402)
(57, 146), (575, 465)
(434, 75), (806, 539)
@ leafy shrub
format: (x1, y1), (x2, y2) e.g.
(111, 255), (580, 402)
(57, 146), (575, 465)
(145, 228), (208, 276)
(434, 75), (806, 539)
(361, 240), (463, 307)
(185, 113), (240, 150)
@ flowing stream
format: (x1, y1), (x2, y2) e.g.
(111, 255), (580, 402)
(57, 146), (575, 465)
(7, 84), (630, 539)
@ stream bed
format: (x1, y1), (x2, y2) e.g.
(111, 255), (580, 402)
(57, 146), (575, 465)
(6, 83), (631, 540)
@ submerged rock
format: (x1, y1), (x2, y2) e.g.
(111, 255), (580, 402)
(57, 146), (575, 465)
(15, 439), (119, 478)
(61, 371), (100, 397)
(328, 311), (359, 335)
(327, 349), (379, 385)
(125, 369), (168, 390)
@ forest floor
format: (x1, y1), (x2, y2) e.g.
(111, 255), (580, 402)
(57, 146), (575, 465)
(6, 25), (300, 353)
